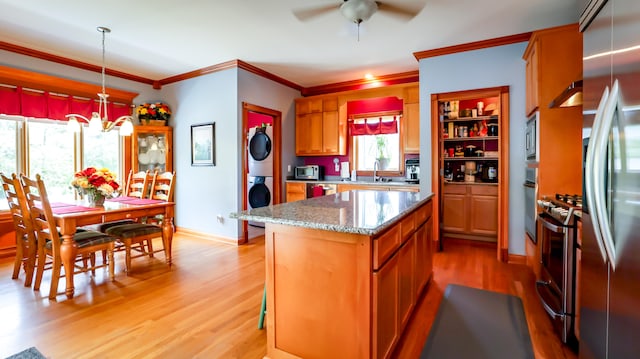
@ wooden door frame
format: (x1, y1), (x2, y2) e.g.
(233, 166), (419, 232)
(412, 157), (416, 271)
(241, 102), (282, 244)
(430, 86), (510, 262)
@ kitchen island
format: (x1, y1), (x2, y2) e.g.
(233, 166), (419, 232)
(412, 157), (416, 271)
(231, 190), (434, 359)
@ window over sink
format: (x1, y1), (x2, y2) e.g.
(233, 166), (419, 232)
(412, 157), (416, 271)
(352, 115), (400, 172)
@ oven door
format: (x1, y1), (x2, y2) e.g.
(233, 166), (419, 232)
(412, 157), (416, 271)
(524, 181), (537, 243)
(536, 212), (577, 347)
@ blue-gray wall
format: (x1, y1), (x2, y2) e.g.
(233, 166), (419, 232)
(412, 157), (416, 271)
(418, 42), (528, 255)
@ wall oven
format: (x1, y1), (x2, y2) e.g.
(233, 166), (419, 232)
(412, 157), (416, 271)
(524, 166), (537, 243)
(525, 111), (539, 162)
(535, 196), (580, 350)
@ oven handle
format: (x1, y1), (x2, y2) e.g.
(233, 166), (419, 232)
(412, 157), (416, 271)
(523, 182), (535, 189)
(535, 280), (564, 319)
(538, 214), (566, 234)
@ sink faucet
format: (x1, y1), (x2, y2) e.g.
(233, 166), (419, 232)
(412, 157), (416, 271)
(373, 159), (380, 182)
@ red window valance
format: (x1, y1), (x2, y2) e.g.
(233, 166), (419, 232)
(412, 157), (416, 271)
(349, 117), (398, 136)
(0, 85), (131, 121)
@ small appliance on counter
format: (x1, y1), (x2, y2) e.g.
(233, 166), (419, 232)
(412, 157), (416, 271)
(481, 162), (498, 182)
(294, 165), (324, 180)
(404, 159), (420, 183)
(340, 162), (350, 181)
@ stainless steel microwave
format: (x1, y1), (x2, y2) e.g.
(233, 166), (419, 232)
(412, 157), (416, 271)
(294, 165), (324, 180)
(525, 111), (539, 162)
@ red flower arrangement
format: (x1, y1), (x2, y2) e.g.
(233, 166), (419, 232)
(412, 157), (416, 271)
(137, 102), (172, 123)
(71, 167), (120, 198)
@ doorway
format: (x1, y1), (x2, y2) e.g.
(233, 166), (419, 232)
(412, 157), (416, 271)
(241, 102), (282, 244)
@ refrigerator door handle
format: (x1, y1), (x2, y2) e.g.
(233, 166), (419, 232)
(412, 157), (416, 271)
(585, 85), (610, 264)
(593, 79), (620, 270)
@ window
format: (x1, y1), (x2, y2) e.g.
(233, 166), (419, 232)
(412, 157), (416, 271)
(0, 116), (123, 209)
(0, 118), (18, 210)
(352, 115), (400, 172)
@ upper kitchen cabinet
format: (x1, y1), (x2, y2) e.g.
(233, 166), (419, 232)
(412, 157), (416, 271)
(403, 85), (420, 154)
(523, 24), (582, 117)
(295, 96), (347, 156)
(523, 24), (583, 197)
(131, 125), (173, 173)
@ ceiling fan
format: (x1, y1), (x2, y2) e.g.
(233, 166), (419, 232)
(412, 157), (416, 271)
(293, 0), (424, 25)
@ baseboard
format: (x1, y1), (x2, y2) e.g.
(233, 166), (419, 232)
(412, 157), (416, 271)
(175, 227), (240, 246)
(508, 254), (527, 265)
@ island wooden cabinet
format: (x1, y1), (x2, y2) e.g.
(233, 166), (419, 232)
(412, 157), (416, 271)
(295, 96), (346, 156)
(442, 183), (498, 241)
(264, 198), (433, 359)
(285, 182), (306, 203)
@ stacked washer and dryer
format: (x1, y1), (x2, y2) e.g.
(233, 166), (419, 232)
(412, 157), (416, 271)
(247, 125), (274, 227)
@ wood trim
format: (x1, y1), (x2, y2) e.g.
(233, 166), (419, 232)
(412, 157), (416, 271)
(159, 59), (304, 91)
(413, 32), (532, 60)
(508, 254), (527, 265)
(241, 102), (283, 245)
(430, 93), (441, 251)
(174, 227), (240, 246)
(431, 86), (510, 261)
(302, 71), (420, 97)
(0, 41), (155, 86)
(0, 65), (138, 104)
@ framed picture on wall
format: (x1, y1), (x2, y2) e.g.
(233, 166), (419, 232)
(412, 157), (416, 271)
(191, 122), (215, 166)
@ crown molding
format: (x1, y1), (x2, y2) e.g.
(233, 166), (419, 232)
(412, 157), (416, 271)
(0, 41), (155, 86)
(413, 32), (532, 60)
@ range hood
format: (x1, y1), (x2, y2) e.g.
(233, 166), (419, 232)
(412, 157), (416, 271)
(549, 80), (583, 108)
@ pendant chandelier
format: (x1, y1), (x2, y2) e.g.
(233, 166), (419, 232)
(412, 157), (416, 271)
(66, 26), (134, 136)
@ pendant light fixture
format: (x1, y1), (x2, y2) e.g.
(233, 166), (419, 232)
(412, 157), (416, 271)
(66, 26), (134, 136)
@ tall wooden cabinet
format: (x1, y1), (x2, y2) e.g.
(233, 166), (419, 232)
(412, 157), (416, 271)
(431, 86), (509, 260)
(131, 126), (173, 173)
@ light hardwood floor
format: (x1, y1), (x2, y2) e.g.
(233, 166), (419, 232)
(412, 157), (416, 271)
(0, 234), (577, 359)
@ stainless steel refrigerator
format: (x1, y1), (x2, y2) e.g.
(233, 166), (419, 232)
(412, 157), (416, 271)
(580, 0), (640, 358)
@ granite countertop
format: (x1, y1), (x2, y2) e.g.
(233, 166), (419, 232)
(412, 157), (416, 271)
(231, 190), (433, 236)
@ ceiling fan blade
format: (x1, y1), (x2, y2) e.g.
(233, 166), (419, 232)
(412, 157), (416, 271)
(376, 1), (423, 20)
(293, 4), (339, 21)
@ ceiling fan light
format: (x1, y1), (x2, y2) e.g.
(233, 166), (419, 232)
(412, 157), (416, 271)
(340, 0), (378, 23)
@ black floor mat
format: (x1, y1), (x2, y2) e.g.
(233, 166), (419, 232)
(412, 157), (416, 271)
(420, 284), (534, 359)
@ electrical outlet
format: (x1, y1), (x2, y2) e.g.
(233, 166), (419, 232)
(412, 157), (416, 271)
(287, 165), (291, 173)
(216, 215), (224, 223)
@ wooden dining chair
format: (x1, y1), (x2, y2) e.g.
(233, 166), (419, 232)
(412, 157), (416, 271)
(21, 174), (118, 299)
(104, 171), (175, 273)
(124, 170), (151, 199)
(0, 172), (37, 287)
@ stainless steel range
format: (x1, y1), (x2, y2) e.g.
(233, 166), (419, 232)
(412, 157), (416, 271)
(535, 194), (581, 351)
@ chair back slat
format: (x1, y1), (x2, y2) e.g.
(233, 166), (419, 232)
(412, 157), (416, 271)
(20, 174), (61, 256)
(150, 171), (175, 202)
(1, 173), (36, 243)
(124, 170), (150, 199)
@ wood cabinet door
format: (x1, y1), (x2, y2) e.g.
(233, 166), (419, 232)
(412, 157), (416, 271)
(403, 102), (420, 154)
(295, 113), (323, 155)
(132, 126), (173, 173)
(322, 110), (340, 154)
(414, 226), (427, 297)
(469, 195), (498, 235)
(372, 254), (399, 359)
(442, 193), (466, 233)
(525, 40), (539, 116)
(286, 182), (306, 202)
(398, 236), (416, 330)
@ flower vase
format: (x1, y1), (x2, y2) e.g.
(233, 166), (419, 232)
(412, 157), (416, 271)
(87, 191), (105, 207)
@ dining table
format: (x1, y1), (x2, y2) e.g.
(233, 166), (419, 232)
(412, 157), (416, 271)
(49, 197), (175, 299)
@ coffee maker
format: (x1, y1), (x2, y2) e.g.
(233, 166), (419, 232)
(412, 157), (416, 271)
(405, 159), (420, 183)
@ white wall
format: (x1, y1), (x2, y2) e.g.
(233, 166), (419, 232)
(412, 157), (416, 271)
(418, 42), (528, 255)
